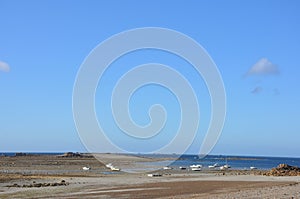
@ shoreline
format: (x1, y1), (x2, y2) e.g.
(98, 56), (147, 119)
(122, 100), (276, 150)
(1, 153), (300, 198)
(2, 152), (300, 159)
(1, 173), (300, 198)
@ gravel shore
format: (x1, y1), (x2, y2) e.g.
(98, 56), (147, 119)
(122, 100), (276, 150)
(1, 153), (300, 198)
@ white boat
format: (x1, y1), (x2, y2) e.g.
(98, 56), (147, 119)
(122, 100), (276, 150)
(250, 166), (257, 170)
(147, 173), (162, 177)
(82, 166), (91, 171)
(220, 164), (231, 170)
(191, 167), (202, 171)
(163, 166), (172, 170)
(179, 166), (187, 170)
(106, 163), (113, 169)
(223, 164), (231, 169)
(208, 163), (219, 168)
(190, 164), (202, 169)
(220, 157), (231, 170)
(106, 163), (120, 171)
(190, 164), (202, 171)
(110, 167), (121, 171)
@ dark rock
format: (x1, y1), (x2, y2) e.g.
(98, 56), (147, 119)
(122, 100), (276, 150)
(264, 164), (300, 176)
(7, 183), (21, 187)
(8, 181), (69, 188)
(61, 152), (82, 158)
(33, 183), (42, 187)
(14, 153), (27, 157)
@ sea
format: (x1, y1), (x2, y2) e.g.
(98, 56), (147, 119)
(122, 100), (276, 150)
(1, 153), (300, 170)
(144, 155), (300, 170)
(136, 154), (300, 170)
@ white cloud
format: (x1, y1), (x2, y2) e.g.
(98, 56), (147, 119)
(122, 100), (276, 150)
(247, 58), (279, 76)
(0, 61), (10, 72)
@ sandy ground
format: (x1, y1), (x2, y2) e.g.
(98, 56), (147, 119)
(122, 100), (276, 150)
(1, 153), (300, 199)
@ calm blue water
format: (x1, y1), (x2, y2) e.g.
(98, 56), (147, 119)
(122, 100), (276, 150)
(138, 154), (300, 170)
(178, 155), (300, 170)
(1, 153), (300, 170)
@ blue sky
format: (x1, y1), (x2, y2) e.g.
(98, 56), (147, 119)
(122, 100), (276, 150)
(1, 0), (300, 157)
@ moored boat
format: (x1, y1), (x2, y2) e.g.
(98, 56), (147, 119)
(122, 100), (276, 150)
(191, 167), (202, 171)
(208, 163), (219, 168)
(82, 166), (91, 171)
(190, 164), (202, 168)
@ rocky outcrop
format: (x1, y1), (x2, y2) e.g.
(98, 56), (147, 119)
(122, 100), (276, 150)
(60, 152), (82, 157)
(14, 153), (27, 157)
(264, 164), (300, 176)
(7, 180), (69, 188)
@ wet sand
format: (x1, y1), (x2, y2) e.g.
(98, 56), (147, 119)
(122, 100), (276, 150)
(1, 153), (300, 198)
